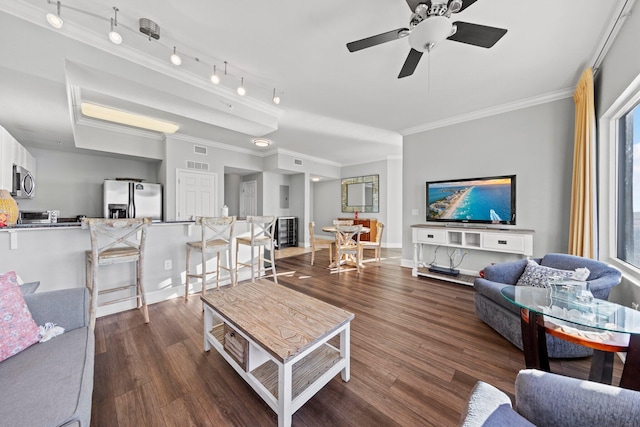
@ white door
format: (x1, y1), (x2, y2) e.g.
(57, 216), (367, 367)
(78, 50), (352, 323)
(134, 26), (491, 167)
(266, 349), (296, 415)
(176, 170), (217, 220)
(240, 180), (257, 217)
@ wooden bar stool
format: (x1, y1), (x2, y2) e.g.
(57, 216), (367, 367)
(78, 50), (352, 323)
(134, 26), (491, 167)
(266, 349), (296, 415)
(360, 222), (385, 265)
(309, 221), (333, 266)
(83, 217), (151, 329)
(185, 216), (236, 298)
(235, 215), (278, 284)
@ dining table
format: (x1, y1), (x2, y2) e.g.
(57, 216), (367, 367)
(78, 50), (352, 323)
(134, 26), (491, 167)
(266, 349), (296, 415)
(321, 225), (370, 269)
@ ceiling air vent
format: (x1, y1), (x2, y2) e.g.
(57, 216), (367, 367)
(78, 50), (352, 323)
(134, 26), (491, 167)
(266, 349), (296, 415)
(294, 158), (303, 166)
(193, 145), (207, 155)
(186, 161), (210, 171)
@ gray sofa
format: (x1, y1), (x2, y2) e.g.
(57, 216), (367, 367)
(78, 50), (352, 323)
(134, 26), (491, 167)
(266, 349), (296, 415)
(460, 369), (640, 426)
(0, 288), (94, 426)
(473, 253), (622, 358)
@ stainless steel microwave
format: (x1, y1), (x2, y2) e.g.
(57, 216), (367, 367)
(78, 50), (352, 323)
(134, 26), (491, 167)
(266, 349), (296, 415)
(12, 165), (35, 199)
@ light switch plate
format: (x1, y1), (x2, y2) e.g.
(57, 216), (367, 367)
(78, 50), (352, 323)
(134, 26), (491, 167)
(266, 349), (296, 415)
(412, 209), (419, 216)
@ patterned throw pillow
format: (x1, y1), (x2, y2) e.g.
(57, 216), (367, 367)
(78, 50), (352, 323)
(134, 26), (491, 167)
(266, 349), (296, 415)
(0, 271), (40, 362)
(515, 260), (590, 288)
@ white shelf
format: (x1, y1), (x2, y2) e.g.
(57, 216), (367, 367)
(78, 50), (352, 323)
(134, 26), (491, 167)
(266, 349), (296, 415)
(411, 224), (535, 284)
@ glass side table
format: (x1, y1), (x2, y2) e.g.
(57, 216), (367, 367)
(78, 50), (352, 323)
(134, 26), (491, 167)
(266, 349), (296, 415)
(501, 284), (640, 391)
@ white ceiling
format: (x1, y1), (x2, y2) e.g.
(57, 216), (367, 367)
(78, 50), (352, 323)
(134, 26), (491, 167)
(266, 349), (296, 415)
(0, 0), (625, 166)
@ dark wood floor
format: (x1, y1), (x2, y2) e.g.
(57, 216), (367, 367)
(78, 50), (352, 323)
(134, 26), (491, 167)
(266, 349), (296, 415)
(92, 249), (624, 426)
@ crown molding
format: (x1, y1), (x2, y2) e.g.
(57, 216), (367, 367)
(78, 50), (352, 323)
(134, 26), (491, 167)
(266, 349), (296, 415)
(400, 88), (574, 135)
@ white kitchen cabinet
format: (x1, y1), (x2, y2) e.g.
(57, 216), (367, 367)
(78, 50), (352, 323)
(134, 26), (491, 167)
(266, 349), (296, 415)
(0, 126), (16, 191)
(0, 126), (36, 191)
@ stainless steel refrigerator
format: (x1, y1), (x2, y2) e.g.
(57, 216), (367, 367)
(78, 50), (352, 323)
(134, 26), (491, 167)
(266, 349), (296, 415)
(103, 180), (162, 222)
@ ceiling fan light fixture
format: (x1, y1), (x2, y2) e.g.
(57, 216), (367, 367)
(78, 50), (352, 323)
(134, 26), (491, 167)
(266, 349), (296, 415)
(170, 46), (182, 66)
(409, 16), (452, 52)
(46, 1), (63, 29)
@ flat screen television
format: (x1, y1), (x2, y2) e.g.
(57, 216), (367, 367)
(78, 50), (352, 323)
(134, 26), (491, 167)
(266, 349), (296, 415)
(426, 175), (516, 225)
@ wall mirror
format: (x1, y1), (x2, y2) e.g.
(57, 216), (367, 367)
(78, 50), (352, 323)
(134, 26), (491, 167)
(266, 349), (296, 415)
(341, 174), (379, 213)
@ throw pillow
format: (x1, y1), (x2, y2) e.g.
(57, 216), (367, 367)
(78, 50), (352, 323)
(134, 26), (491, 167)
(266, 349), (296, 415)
(0, 271), (40, 362)
(19, 281), (40, 295)
(515, 260), (590, 288)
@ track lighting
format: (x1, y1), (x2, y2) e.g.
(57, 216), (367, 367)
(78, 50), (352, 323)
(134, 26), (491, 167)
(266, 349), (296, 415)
(170, 46), (181, 66)
(108, 7), (122, 45)
(40, 4), (285, 104)
(272, 88), (281, 105)
(46, 1), (63, 29)
(210, 65), (220, 84)
(237, 77), (246, 96)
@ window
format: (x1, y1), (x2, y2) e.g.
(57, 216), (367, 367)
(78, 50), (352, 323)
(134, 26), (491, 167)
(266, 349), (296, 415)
(617, 103), (640, 268)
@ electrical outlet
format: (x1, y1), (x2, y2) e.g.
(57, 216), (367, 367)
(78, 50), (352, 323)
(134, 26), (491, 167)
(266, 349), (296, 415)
(412, 209), (419, 216)
(164, 259), (172, 270)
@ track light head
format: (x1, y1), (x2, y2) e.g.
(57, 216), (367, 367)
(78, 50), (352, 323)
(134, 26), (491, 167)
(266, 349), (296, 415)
(170, 46), (182, 66)
(46, 1), (63, 29)
(272, 88), (281, 105)
(210, 65), (220, 84)
(237, 77), (246, 96)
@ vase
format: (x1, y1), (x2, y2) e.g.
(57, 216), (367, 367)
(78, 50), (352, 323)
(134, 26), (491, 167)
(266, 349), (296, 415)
(0, 189), (19, 226)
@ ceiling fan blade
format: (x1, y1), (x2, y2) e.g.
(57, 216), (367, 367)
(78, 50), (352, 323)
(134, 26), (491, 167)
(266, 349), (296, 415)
(459, 0), (480, 12)
(398, 48), (424, 79)
(405, 0), (424, 11)
(448, 21), (507, 48)
(347, 28), (409, 52)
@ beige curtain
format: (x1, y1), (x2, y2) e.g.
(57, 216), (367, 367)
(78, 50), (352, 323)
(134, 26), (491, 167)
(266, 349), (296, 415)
(568, 68), (596, 258)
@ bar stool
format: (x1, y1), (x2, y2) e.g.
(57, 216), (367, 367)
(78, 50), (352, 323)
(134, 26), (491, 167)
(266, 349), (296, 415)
(185, 216), (236, 298)
(83, 217), (151, 329)
(235, 215), (278, 284)
(309, 221), (333, 266)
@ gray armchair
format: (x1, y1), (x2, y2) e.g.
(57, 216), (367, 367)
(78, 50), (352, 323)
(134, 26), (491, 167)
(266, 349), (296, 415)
(473, 253), (622, 358)
(460, 369), (640, 427)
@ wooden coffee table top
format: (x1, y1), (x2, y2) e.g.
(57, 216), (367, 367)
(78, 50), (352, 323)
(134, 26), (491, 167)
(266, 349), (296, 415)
(201, 279), (354, 363)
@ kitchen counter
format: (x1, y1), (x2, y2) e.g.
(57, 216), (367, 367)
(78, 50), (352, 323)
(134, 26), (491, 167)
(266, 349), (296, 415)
(0, 220), (198, 231)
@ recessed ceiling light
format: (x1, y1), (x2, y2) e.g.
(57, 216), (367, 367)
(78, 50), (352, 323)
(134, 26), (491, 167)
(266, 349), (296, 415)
(81, 102), (179, 134)
(252, 138), (270, 148)
(312, 177), (320, 182)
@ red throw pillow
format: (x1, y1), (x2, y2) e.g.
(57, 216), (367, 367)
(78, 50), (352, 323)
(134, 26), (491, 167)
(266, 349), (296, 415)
(0, 271), (40, 362)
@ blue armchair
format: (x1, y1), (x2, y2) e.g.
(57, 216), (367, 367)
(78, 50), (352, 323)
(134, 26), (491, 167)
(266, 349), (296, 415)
(460, 369), (640, 426)
(473, 253), (622, 358)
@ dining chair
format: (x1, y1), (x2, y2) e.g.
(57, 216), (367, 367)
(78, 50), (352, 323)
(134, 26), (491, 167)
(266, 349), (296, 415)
(83, 217), (151, 329)
(235, 215), (278, 284)
(333, 219), (354, 226)
(185, 216), (236, 298)
(308, 221), (333, 266)
(360, 222), (384, 265)
(335, 224), (363, 274)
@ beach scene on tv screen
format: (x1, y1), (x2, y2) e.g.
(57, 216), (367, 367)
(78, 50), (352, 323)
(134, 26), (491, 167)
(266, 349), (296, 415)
(428, 178), (512, 222)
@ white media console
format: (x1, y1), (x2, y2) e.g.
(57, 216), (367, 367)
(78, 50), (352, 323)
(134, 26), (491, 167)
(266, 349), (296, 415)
(411, 224), (535, 285)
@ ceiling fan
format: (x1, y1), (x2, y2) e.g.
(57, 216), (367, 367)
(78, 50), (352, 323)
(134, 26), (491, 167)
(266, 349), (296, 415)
(346, 0), (507, 78)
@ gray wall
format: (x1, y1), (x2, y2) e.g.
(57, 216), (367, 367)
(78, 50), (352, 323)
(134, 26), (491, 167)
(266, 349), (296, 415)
(402, 98), (575, 272)
(18, 147), (158, 218)
(310, 158), (402, 247)
(224, 173), (242, 217)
